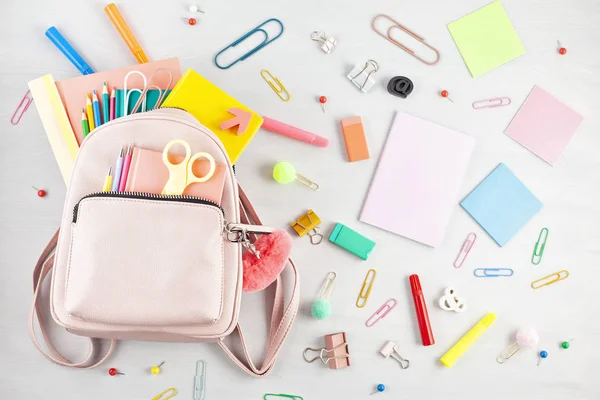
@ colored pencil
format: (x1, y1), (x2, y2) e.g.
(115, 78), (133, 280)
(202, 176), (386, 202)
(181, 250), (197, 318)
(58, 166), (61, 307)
(111, 146), (125, 192)
(102, 82), (110, 124)
(110, 88), (116, 121)
(81, 108), (90, 138)
(102, 166), (113, 192)
(86, 93), (95, 131)
(92, 90), (102, 126)
(118, 145), (134, 192)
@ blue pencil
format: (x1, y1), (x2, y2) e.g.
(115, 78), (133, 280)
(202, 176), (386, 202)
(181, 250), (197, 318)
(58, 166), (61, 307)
(92, 90), (102, 126)
(111, 147), (125, 192)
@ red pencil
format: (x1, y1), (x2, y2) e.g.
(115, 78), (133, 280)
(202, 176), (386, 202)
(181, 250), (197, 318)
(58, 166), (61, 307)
(109, 88), (116, 121)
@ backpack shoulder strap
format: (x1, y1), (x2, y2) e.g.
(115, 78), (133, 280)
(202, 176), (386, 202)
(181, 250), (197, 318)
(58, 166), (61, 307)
(29, 229), (116, 368)
(218, 185), (300, 377)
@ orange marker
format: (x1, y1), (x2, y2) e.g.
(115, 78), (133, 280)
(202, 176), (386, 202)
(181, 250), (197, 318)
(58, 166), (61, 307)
(104, 3), (149, 63)
(341, 116), (370, 162)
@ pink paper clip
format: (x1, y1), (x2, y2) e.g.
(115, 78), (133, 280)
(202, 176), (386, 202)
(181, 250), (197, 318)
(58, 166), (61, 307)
(472, 97), (511, 110)
(365, 298), (397, 327)
(11, 90), (33, 125)
(454, 232), (477, 268)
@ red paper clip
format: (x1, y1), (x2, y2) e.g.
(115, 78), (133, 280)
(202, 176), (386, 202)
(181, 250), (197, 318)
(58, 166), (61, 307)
(472, 97), (511, 110)
(365, 298), (397, 327)
(454, 232), (477, 268)
(11, 90), (33, 125)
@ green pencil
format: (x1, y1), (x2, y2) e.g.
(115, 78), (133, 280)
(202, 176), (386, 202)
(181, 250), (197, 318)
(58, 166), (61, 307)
(82, 108), (90, 138)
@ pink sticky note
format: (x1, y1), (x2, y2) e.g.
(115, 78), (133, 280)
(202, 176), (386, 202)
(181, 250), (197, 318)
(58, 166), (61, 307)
(505, 85), (583, 166)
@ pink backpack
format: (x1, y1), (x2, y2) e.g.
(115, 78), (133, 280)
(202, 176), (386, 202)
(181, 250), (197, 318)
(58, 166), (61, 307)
(29, 108), (299, 377)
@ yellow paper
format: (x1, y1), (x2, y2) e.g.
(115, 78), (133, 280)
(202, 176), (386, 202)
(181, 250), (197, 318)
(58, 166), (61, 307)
(447, 1), (525, 77)
(28, 75), (79, 185)
(161, 69), (263, 164)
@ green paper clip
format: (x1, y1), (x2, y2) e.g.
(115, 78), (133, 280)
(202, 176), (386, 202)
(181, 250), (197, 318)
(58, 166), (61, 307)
(264, 394), (303, 400)
(531, 228), (549, 265)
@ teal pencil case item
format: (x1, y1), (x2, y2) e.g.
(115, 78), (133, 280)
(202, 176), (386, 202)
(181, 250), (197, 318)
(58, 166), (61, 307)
(328, 223), (375, 260)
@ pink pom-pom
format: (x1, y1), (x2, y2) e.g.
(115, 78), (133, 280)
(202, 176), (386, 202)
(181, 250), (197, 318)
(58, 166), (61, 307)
(516, 327), (539, 348)
(242, 229), (292, 293)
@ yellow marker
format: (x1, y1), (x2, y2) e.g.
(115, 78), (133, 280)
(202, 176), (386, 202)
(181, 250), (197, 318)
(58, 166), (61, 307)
(102, 166), (113, 192)
(440, 312), (496, 368)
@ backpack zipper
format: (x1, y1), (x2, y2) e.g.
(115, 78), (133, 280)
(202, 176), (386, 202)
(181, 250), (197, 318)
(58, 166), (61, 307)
(72, 191), (223, 223)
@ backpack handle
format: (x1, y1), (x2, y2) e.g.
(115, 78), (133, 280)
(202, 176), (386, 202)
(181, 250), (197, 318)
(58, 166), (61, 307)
(217, 185), (300, 377)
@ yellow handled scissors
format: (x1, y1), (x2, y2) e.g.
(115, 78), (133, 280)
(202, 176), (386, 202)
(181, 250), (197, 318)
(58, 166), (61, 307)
(162, 139), (215, 195)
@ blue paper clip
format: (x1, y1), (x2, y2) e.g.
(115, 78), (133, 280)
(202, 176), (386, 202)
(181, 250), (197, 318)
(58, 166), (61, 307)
(473, 268), (514, 278)
(214, 18), (284, 69)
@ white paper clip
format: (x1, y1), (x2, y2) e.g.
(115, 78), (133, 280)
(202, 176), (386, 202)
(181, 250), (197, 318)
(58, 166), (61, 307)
(379, 340), (410, 369)
(347, 60), (379, 93)
(311, 30), (337, 53)
(194, 360), (206, 400)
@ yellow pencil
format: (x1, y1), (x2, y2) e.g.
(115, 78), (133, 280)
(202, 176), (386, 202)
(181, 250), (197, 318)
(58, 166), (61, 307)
(102, 166), (113, 192)
(86, 93), (96, 131)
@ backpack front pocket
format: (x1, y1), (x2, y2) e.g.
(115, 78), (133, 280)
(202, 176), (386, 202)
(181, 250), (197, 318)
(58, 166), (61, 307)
(65, 194), (225, 327)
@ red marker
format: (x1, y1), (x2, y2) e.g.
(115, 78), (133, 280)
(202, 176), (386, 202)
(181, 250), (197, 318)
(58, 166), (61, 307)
(409, 274), (435, 346)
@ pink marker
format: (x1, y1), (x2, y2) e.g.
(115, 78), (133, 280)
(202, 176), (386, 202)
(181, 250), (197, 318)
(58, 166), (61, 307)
(118, 145), (133, 192)
(261, 116), (328, 147)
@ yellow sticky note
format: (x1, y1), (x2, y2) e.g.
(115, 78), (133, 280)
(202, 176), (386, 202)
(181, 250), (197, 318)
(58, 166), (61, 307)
(448, 1), (525, 77)
(161, 69), (263, 164)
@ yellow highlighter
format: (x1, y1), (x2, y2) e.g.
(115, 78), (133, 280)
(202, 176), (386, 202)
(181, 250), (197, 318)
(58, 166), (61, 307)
(440, 312), (496, 368)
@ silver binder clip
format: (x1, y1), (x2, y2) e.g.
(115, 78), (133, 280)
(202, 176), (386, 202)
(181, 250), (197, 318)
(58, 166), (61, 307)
(311, 30), (337, 53)
(379, 340), (410, 369)
(194, 360), (206, 400)
(347, 60), (379, 93)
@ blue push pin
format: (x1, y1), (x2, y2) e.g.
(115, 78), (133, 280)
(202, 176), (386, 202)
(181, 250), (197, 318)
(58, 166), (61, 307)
(371, 384), (385, 395)
(537, 350), (548, 366)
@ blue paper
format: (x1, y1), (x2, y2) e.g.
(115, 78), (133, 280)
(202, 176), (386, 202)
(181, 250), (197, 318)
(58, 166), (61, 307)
(460, 163), (543, 247)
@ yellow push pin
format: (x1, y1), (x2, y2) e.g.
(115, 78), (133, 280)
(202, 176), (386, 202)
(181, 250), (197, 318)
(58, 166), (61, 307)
(273, 161), (320, 191)
(151, 361), (165, 375)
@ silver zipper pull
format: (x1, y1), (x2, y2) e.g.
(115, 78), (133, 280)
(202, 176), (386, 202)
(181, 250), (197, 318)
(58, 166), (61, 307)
(225, 223), (275, 235)
(224, 223), (277, 259)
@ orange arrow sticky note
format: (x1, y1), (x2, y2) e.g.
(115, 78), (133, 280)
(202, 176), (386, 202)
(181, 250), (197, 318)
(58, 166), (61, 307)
(219, 107), (253, 135)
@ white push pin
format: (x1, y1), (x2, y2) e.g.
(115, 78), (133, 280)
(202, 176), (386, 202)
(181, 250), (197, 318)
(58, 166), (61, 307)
(379, 341), (410, 369)
(189, 5), (205, 13)
(438, 287), (466, 313)
(311, 31), (337, 54)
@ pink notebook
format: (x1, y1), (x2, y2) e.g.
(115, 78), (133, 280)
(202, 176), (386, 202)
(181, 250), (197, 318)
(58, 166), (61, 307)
(125, 147), (226, 205)
(360, 111), (475, 247)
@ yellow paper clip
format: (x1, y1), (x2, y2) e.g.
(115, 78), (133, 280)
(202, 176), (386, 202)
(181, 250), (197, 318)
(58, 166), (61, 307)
(291, 210), (323, 244)
(356, 269), (376, 308)
(261, 69), (291, 102)
(152, 388), (178, 400)
(531, 270), (569, 289)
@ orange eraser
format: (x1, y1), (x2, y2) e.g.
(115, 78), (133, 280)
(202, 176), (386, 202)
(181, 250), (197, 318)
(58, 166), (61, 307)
(341, 116), (369, 162)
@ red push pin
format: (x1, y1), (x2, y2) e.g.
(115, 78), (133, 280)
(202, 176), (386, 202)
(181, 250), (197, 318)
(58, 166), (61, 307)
(108, 368), (125, 376)
(319, 96), (327, 113)
(557, 40), (567, 55)
(183, 17), (197, 26)
(440, 90), (454, 103)
(32, 186), (47, 198)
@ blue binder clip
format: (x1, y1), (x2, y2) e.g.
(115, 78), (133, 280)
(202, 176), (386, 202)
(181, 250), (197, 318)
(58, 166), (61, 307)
(214, 18), (284, 70)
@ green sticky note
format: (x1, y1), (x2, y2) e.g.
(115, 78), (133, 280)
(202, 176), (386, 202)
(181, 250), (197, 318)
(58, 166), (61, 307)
(448, 1), (525, 77)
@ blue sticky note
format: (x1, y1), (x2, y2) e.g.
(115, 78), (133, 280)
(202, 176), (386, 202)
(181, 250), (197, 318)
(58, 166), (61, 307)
(460, 164), (542, 247)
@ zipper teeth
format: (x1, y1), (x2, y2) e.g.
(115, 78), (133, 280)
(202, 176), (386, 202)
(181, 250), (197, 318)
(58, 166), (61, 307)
(73, 191), (223, 223)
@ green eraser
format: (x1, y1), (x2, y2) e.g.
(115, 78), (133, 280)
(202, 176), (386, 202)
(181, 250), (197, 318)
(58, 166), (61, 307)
(328, 223), (375, 260)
